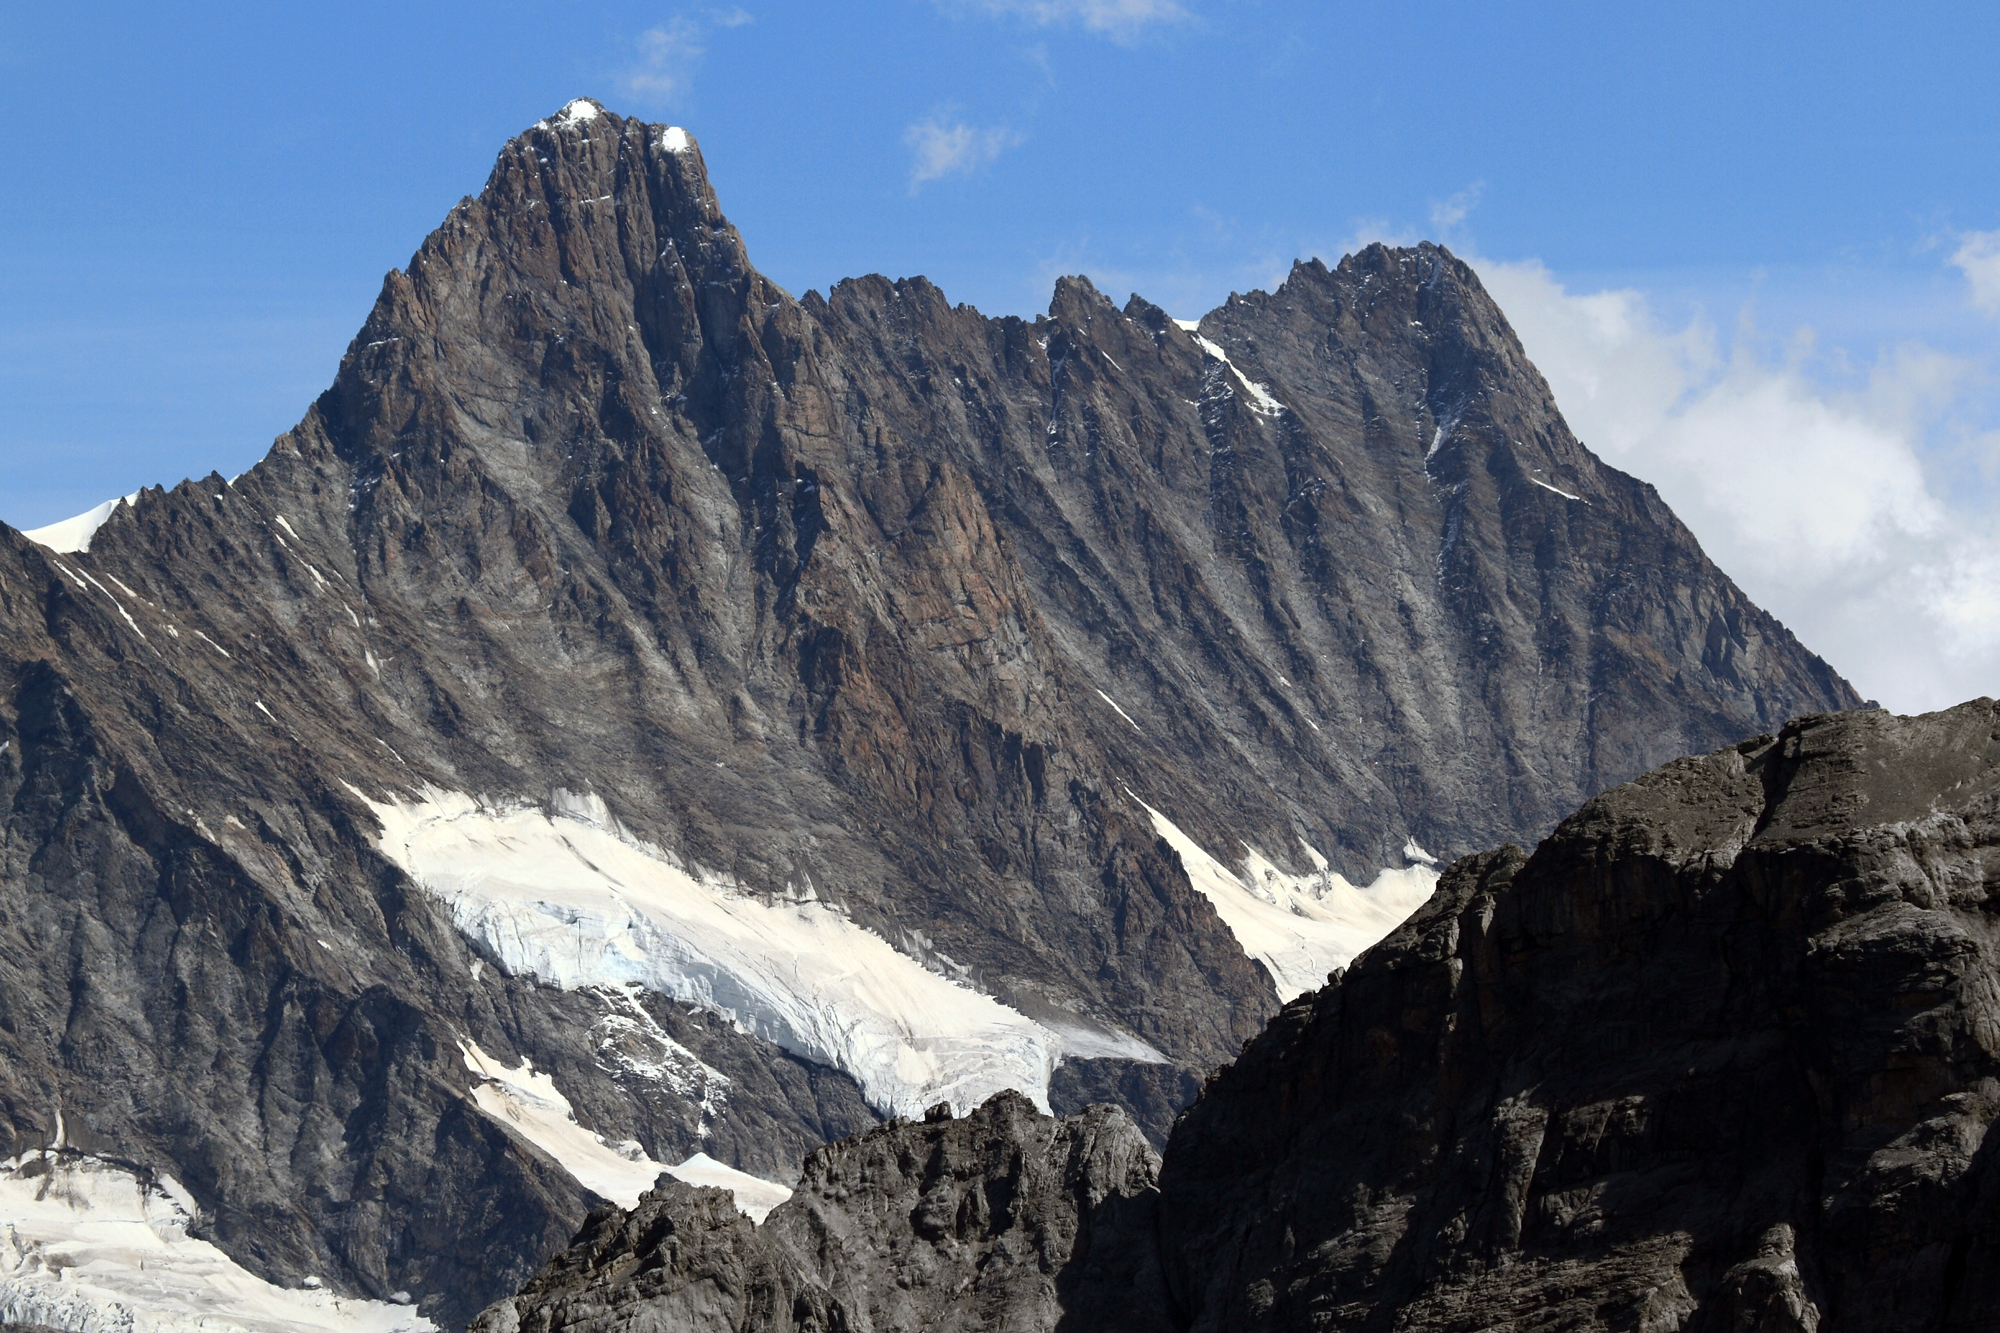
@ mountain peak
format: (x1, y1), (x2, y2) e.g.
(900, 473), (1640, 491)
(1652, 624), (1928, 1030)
(0, 113), (1862, 1328)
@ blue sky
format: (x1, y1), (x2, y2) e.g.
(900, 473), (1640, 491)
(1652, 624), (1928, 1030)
(4, 1), (1999, 709)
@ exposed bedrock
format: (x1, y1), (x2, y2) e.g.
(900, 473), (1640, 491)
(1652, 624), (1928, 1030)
(467, 1090), (1165, 1333)
(480, 701), (2000, 1332)
(1158, 699), (2000, 1332)
(0, 97), (1857, 1325)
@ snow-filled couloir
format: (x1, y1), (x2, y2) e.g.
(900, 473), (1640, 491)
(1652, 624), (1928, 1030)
(1124, 790), (1439, 1000)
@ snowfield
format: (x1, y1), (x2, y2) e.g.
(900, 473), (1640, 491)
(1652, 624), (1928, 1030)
(22, 492), (141, 555)
(0, 1143), (433, 1333)
(459, 1038), (790, 1222)
(1125, 791), (1438, 1000)
(358, 786), (1086, 1119)
(357, 782), (1434, 1130)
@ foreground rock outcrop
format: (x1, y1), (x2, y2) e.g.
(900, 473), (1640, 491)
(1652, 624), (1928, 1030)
(486, 701), (2000, 1331)
(469, 1091), (1163, 1333)
(1160, 698), (2000, 1331)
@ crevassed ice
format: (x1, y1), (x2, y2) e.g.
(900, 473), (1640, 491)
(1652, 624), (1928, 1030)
(1126, 791), (1438, 1000)
(357, 787), (1165, 1119)
(0, 1147), (433, 1333)
(22, 491), (142, 554)
(459, 1037), (789, 1222)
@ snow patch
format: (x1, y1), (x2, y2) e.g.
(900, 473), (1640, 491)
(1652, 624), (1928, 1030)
(1189, 334), (1287, 416)
(459, 1038), (789, 1222)
(1402, 836), (1439, 865)
(0, 1147), (433, 1332)
(51, 560), (147, 640)
(659, 126), (692, 153)
(587, 983), (731, 1131)
(23, 492), (141, 554)
(1530, 476), (1583, 502)
(1095, 689), (1142, 733)
(557, 99), (600, 126)
(1173, 318), (1201, 332)
(359, 787), (1086, 1117)
(1124, 791), (1437, 1000)
(657, 1154), (793, 1223)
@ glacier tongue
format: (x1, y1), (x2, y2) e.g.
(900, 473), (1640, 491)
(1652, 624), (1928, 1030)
(360, 786), (1067, 1118)
(0, 1148), (433, 1333)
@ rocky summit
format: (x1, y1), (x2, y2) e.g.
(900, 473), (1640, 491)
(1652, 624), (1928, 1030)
(0, 98), (1854, 1329)
(474, 700), (2000, 1333)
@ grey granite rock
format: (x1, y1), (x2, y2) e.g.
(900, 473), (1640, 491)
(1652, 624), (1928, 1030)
(0, 98), (1857, 1324)
(468, 1090), (1165, 1333)
(1155, 699), (2000, 1331)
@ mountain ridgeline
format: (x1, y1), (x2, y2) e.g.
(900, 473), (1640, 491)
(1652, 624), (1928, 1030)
(0, 99), (1855, 1327)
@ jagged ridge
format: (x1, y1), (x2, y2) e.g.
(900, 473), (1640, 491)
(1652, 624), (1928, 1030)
(0, 98), (1857, 1326)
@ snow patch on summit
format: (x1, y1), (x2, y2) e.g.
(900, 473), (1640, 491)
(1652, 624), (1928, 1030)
(23, 492), (141, 554)
(356, 786), (1144, 1118)
(1124, 791), (1437, 1000)
(659, 126), (692, 153)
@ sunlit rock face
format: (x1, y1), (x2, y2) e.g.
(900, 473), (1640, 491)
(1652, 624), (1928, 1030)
(0, 97), (1854, 1327)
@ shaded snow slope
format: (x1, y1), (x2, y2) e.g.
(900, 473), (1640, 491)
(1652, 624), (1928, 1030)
(360, 787), (1165, 1118)
(0, 1146), (433, 1333)
(1126, 792), (1438, 1000)
(21, 492), (141, 554)
(459, 1039), (790, 1222)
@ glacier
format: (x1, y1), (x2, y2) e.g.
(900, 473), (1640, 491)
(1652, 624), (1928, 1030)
(0, 1142), (433, 1333)
(359, 785), (1079, 1118)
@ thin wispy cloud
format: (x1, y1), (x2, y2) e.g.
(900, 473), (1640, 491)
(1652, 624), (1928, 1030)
(1429, 183), (1483, 234)
(1953, 229), (2000, 316)
(619, 9), (753, 107)
(905, 116), (1019, 191)
(944, 0), (1190, 42)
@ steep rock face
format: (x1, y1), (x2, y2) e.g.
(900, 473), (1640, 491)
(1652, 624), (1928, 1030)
(467, 1091), (1164, 1333)
(478, 701), (2000, 1333)
(0, 98), (1856, 1324)
(1157, 699), (2000, 1331)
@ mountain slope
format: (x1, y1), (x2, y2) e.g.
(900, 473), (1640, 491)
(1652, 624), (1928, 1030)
(468, 699), (2000, 1333)
(0, 98), (1856, 1326)
(1155, 698), (2000, 1331)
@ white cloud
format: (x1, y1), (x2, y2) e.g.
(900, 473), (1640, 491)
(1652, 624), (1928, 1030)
(947, 0), (1189, 41)
(1429, 183), (1482, 234)
(1954, 229), (2000, 316)
(620, 9), (752, 106)
(905, 116), (1018, 190)
(1475, 257), (2000, 713)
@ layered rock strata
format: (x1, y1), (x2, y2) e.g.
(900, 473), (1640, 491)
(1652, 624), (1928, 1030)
(481, 701), (2000, 1333)
(0, 98), (1856, 1324)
